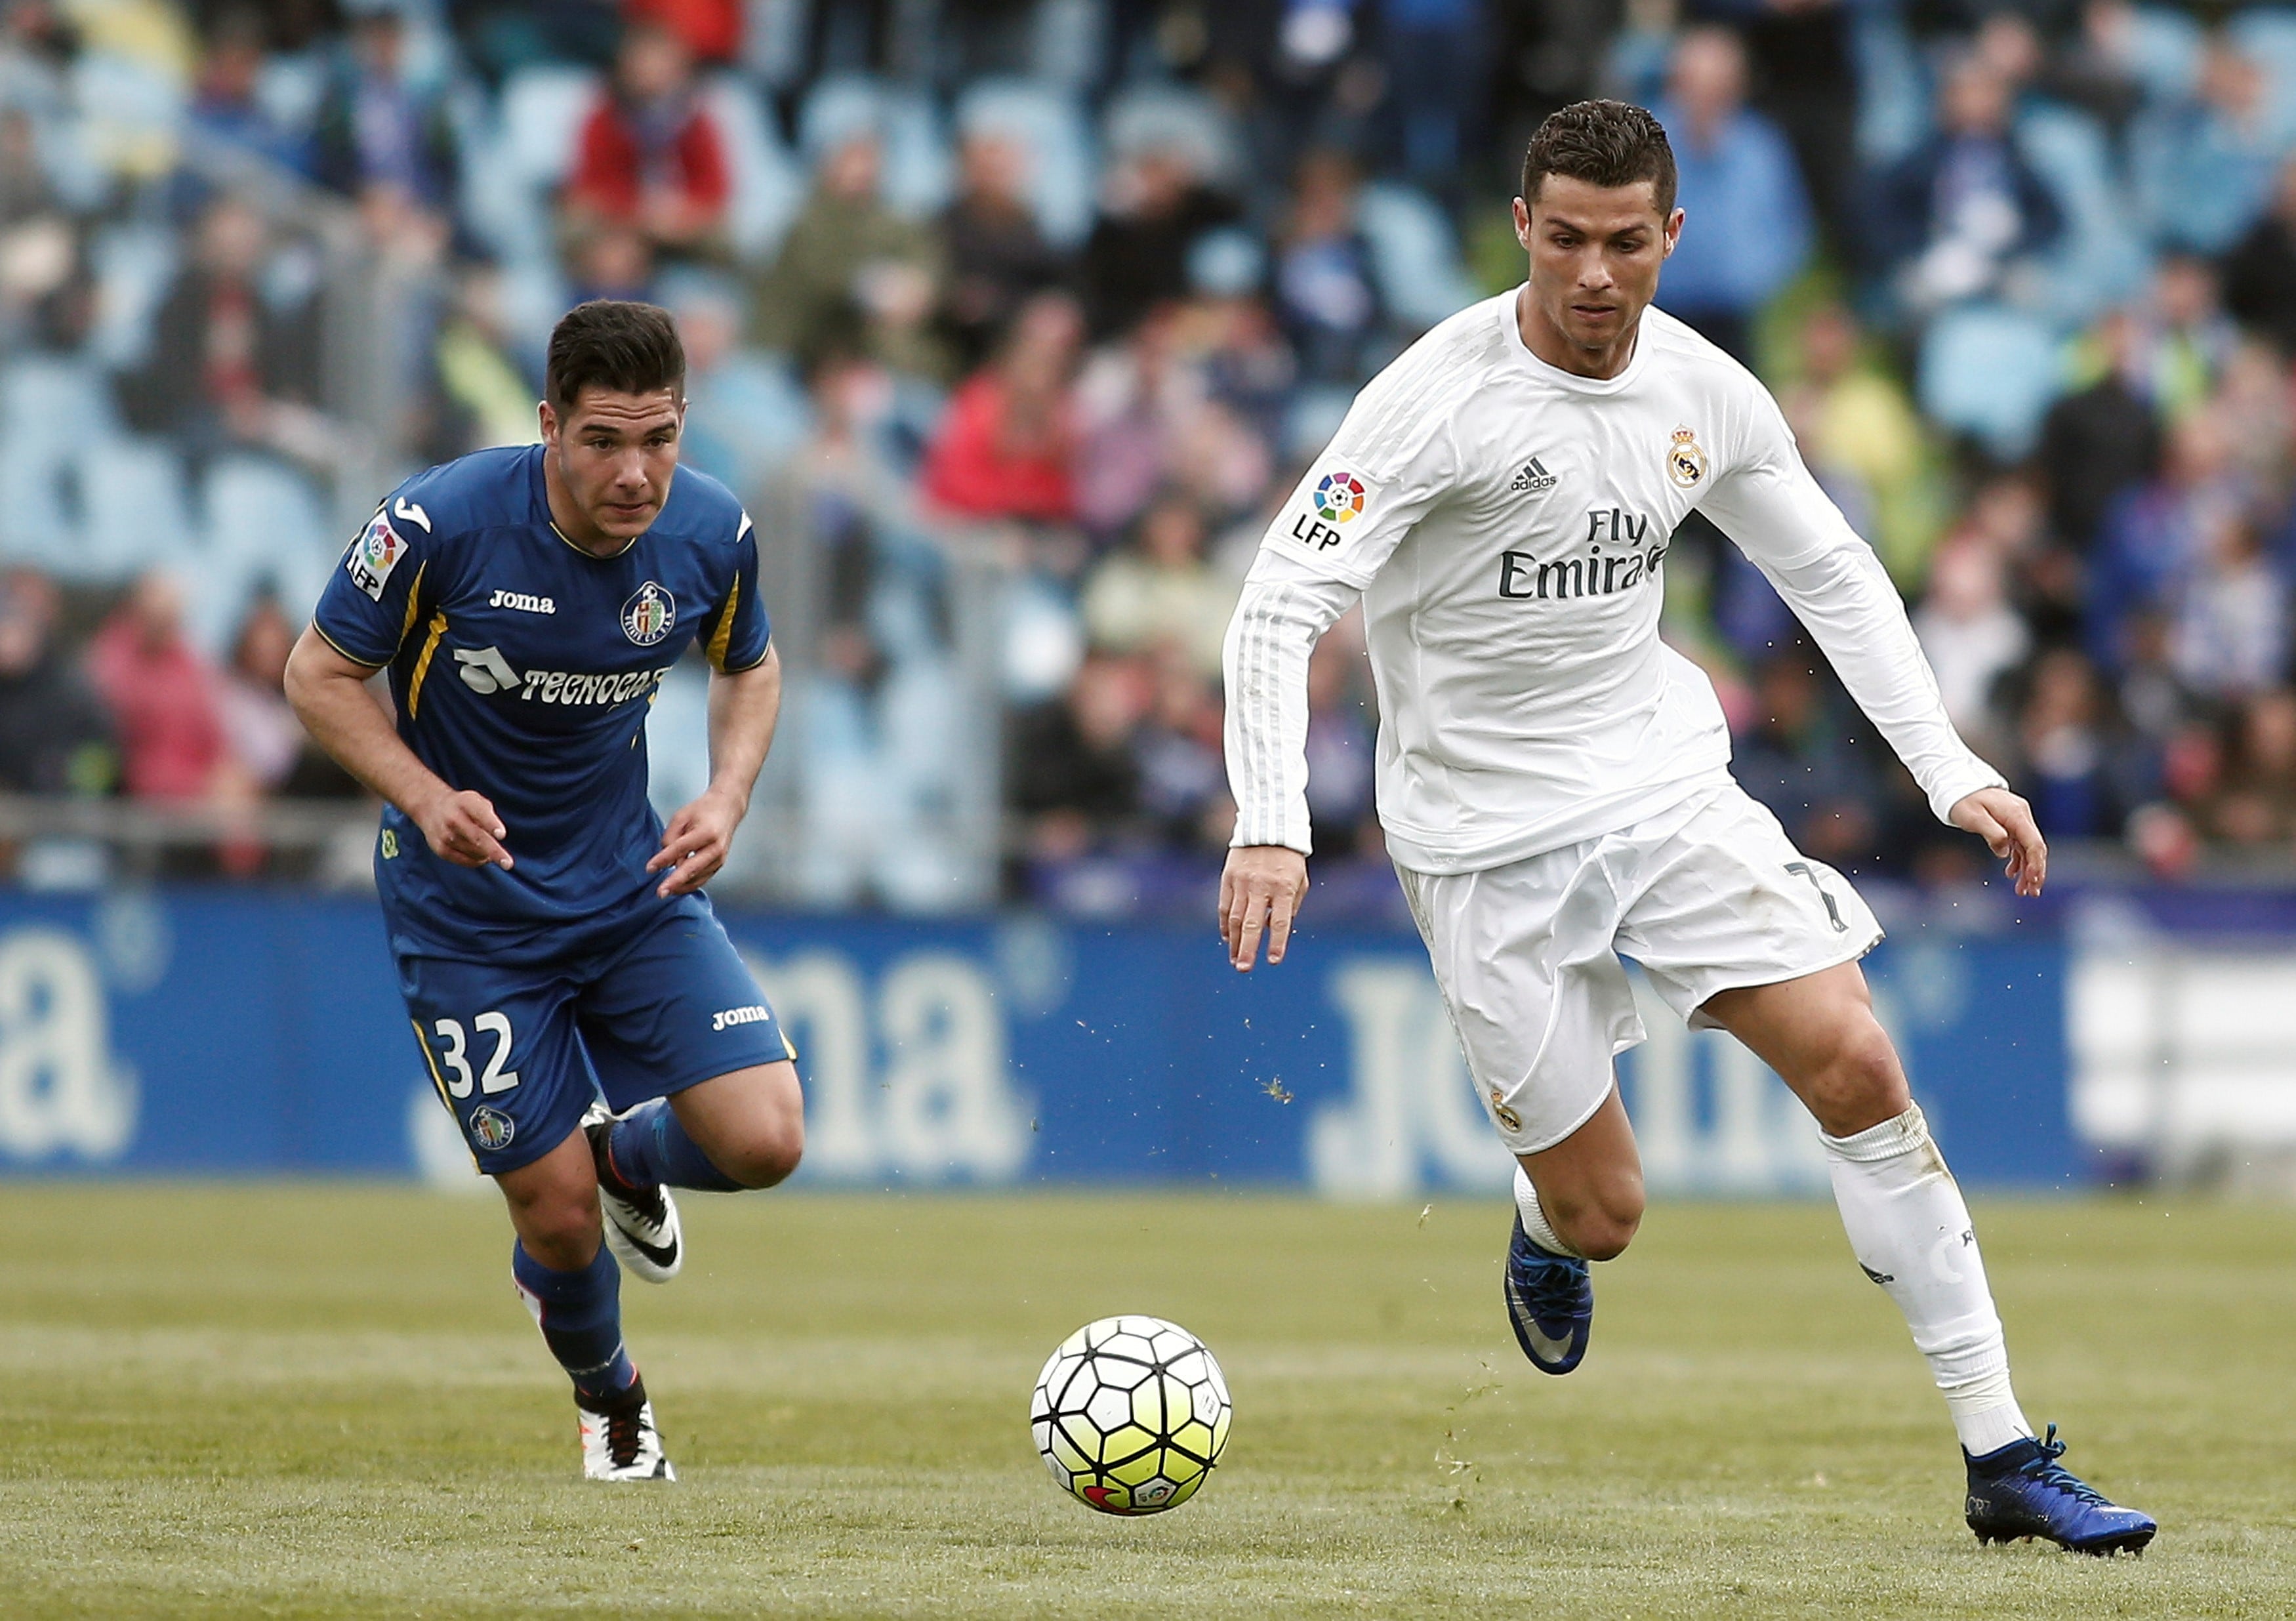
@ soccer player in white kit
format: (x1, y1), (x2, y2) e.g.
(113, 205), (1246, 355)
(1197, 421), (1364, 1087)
(1218, 101), (2155, 1555)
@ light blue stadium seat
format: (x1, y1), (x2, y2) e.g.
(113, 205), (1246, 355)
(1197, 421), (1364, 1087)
(193, 456), (332, 653)
(1359, 181), (1479, 331)
(2127, 6), (2205, 103)
(1851, 2), (1931, 166)
(2230, 8), (2296, 148)
(1101, 83), (1242, 190)
(1916, 303), (2066, 461)
(83, 222), (179, 373)
(954, 78), (1096, 250)
(77, 438), (192, 583)
(66, 49), (186, 178)
(2018, 104), (2151, 325)
(0, 356), (110, 571)
(703, 75), (805, 264)
(798, 75), (951, 220)
(461, 64), (600, 269)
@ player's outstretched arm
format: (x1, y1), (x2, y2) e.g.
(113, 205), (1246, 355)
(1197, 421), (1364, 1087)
(1220, 845), (1309, 972)
(649, 644), (781, 897)
(283, 626), (512, 870)
(1949, 785), (2047, 897)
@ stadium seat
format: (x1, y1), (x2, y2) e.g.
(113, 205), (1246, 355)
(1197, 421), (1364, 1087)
(1100, 83), (1242, 190)
(2018, 104), (2151, 325)
(2126, 6), (2205, 104)
(1850, 3), (1931, 166)
(66, 49), (186, 182)
(496, 64), (602, 188)
(77, 438), (193, 584)
(798, 75), (952, 220)
(702, 75), (806, 264)
(1915, 303), (2066, 461)
(85, 221), (182, 372)
(0, 356), (110, 571)
(193, 456), (332, 653)
(954, 78), (1097, 250)
(2229, 9), (2296, 148)
(1357, 182), (1479, 332)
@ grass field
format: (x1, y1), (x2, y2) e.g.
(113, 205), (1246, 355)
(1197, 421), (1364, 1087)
(4, 1187), (2292, 1619)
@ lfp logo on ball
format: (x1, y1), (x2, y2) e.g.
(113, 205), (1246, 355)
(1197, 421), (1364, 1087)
(1292, 469), (1366, 552)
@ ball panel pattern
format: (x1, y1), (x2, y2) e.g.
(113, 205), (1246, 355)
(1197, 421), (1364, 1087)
(1030, 1315), (1231, 1517)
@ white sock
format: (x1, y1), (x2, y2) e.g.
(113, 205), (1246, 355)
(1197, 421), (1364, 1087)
(1820, 1105), (2034, 1457)
(1512, 1165), (1582, 1258)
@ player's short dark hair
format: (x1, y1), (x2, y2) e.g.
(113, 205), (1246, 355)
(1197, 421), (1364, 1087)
(545, 299), (686, 412)
(1521, 100), (1677, 217)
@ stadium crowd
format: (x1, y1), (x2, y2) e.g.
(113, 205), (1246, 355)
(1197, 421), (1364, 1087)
(5, 0), (2296, 905)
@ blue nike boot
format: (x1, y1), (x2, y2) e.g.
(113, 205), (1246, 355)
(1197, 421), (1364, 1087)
(1502, 1212), (1593, 1374)
(1965, 1424), (2157, 1555)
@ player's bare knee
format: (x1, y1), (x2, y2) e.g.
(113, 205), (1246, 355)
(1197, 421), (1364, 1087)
(1806, 1018), (1908, 1137)
(717, 1117), (803, 1189)
(1546, 1185), (1641, 1262)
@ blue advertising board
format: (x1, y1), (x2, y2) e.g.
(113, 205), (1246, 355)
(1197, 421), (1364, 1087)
(0, 892), (2075, 1191)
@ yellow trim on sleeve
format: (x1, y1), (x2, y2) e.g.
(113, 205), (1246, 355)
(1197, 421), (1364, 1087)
(396, 561), (428, 650)
(312, 623), (386, 670)
(705, 575), (740, 670)
(405, 611), (449, 717)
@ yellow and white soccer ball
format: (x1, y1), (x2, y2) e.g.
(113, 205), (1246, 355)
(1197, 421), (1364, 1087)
(1031, 1315), (1230, 1515)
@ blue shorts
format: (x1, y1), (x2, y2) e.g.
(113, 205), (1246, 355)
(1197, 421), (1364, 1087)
(397, 895), (792, 1176)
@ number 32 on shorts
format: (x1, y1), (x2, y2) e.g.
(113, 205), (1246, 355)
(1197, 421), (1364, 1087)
(426, 1011), (520, 1098)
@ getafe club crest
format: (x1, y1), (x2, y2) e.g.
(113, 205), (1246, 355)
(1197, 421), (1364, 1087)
(469, 1106), (516, 1151)
(1666, 426), (1708, 489)
(621, 581), (676, 647)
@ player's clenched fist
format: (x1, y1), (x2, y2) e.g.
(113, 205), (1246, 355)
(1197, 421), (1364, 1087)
(416, 787), (513, 870)
(1219, 845), (1309, 972)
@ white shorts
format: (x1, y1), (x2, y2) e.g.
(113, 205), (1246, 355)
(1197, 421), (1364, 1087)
(1395, 781), (1883, 1156)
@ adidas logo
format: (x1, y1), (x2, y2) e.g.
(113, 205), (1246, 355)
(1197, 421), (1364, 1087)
(1510, 457), (1557, 493)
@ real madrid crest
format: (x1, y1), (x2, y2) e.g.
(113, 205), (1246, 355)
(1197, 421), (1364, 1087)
(1666, 425), (1708, 489)
(621, 580), (676, 646)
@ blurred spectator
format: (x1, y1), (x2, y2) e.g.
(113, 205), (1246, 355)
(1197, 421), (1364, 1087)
(2209, 688), (2296, 846)
(670, 278), (810, 495)
(2014, 647), (2127, 842)
(119, 193), (329, 467)
(0, 104), (90, 354)
(424, 260), (542, 461)
(85, 572), (238, 805)
(449, 0), (622, 85)
(567, 218), (657, 304)
(1687, 0), (1856, 253)
(1080, 140), (1237, 340)
(1651, 26), (1811, 363)
(2040, 307), (2163, 554)
(565, 20), (729, 260)
(313, 5), (459, 212)
(183, 8), (315, 186)
(1271, 149), (1384, 384)
(625, 0), (743, 65)
(0, 568), (113, 797)
(1080, 492), (1238, 678)
(1780, 303), (1942, 585)
(1733, 653), (1881, 868)
(216, 592), (304, 792)
(750, 126), (947, 379)
(1915, 538), (2028, 754)
(2091, 409), (2248, 670)
(1007, 652), (1147, 859)
(2171, 513), (2287, 702)
(2223, 156), (2296, 357)
(1130, 648), (1228, 849)
(938, 129), (1069, 373)
(2133, 35), (2286, 256)
(1870, 54), (2060, 314)
(1384, 0), (1481, 188)
(2125, 254), (2237, 422)
(921, 291), (1082, 523)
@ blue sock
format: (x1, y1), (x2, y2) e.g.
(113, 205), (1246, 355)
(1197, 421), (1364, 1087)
(511, 1240), (636, 1403)
(606, 1098), (744, 1193)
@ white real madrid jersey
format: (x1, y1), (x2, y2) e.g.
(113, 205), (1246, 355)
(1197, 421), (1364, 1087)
(1223, 292), (2003, 873)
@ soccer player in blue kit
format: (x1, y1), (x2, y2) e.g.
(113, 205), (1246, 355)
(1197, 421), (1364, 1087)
(285, 301), (801, 1480)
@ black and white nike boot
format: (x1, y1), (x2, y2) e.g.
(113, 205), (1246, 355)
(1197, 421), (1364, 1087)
(578, 1376), (676, 1481)
(582, 1100), (683, 1284)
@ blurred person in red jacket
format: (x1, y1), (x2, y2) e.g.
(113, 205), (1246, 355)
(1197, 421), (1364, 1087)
(921, 291), (1082, 525)
(564, 20), (728, 259)
(85, 572), (247, 807)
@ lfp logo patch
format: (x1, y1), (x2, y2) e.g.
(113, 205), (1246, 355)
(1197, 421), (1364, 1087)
(468, 1106), (516, 1152)
(1313, 471), (1366, 524)
(621, 581), (676, 647)
(345, 510), (407, 602)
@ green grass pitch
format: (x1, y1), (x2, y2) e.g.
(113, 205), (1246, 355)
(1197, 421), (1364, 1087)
(5, 1186), (2292, 1618)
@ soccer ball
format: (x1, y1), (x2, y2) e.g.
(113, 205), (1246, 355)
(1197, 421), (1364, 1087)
(1031, 1315), (1230, 1515)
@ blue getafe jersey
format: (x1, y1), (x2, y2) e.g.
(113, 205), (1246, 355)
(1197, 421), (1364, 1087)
(312, 445), (769, 960)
